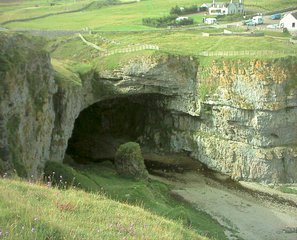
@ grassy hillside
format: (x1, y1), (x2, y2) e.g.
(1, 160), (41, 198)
(42, 161), (227, 239)
(0, 177), (207, 240)
(2, 0), (297, 30)
(0, 0), (93, 22)
(49, 30), (297, 68)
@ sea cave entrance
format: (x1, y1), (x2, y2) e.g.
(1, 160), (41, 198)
(66, 93), (171, 164)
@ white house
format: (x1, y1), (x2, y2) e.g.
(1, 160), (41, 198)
(280, 12), (297, 31)
(208, 0), (244, 15)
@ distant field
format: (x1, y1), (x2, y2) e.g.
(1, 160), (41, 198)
(49, 29), (297, 65)
(2, 0), (297, 30)
(245, 0), (297, 11)
(0, 0), (93, 22)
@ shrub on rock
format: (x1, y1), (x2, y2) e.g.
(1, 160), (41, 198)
(114, 142), (148, 179)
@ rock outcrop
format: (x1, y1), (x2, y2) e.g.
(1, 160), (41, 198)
(114, 142), (148, 179)
(1, 33), (296, 183)
(166, 59), (297, 183)
(0, 33), (56, 177)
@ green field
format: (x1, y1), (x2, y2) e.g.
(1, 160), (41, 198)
(1, 0), (297, 30)
(49, 30), (297, 66)
(0, 0), (93, 23)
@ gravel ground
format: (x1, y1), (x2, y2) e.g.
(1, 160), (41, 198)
(151, 170), (297, 240)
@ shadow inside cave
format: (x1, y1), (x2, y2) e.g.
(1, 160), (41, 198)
(65, 93), (171, 164)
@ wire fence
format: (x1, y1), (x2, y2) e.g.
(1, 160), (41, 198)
(79, 33), (296, 58)
(79, 33), (159, 56)
(199, 50), (297, 57)
(99, 45), (160, 56)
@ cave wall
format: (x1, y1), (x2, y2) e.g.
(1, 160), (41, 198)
(142, 59), (297, 183)
(1, 33), (297, 183)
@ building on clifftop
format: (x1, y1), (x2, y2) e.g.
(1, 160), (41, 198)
(280, 12), (297, 32)
(207, 0), (244, 15)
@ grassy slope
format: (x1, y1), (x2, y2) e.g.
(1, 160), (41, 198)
(97, 30), (297, 55)
(245, 0), (297, 11)
(43, 161), (227, 239)
(0, 0), (93, 22)
(3, 0), (297, 30)
(49, 31), (297, 67)
(0, 177), (207, 240)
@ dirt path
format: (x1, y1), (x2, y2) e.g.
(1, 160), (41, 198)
(151, 171), (297, 240)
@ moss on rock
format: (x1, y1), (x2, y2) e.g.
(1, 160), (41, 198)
(114, 142), (148, 179)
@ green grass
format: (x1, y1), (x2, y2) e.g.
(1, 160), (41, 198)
(278, 185), (297, 195)
(0, 0), (94, 23)
(102, 30), (296, 55)
(51, 58), (83, 87)
(0, 32), (47, 71)
(43, 161), (227, 239)
(3, 0), (297, 30)
(50, 31), (297, 65)
(0, 177), (207, 240)
(279, 186), (297, 194)
(245, 0), (297, 12)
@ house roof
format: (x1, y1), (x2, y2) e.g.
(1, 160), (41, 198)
(283, 12), (297, 20)
(292, 12), (297, 20)
(210, 2), (229, 8)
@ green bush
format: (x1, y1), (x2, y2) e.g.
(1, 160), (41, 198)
(142, 15), (178, 28)
(114, 142), (148, 179)
(176, 18), (194, 26)
(142, 14), (194, 28)
(170, 5), (199, 15)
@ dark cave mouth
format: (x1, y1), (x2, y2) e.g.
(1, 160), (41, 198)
(66, 93), (171, 164)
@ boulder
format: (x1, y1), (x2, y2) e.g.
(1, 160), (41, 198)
(114, 142), (148, 179)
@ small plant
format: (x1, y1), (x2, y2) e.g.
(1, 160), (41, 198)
(114, 142), (148, 179)
(43, 161), (99, 191)
(278, 185), (297, 195)
(198, 82), (218, 101)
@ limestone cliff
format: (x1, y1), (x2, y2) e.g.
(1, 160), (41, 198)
(172, 59), (297, 183)
(0, 33), (57, 177)
(0, 33), (296, 183)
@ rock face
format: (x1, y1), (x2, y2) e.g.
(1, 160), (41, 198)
(1, 33), (296, 183)
(0, 33), (57, 177)
(167, 59), (297, 183)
